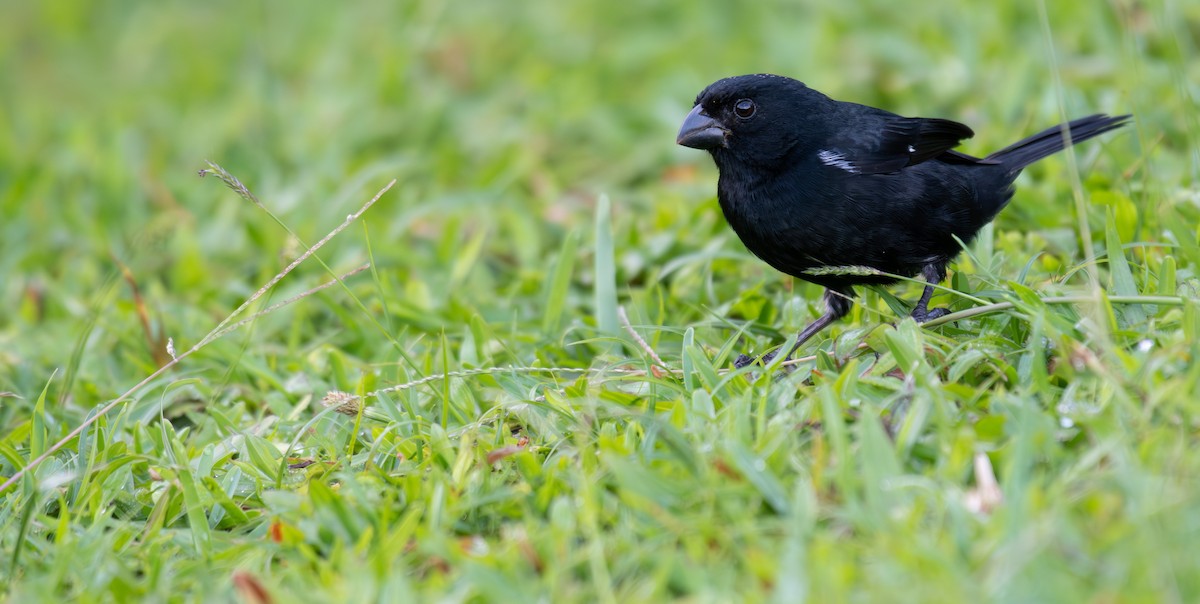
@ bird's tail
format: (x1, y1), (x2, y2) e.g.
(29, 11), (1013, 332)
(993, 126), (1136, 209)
(986, 114), (1131, 173)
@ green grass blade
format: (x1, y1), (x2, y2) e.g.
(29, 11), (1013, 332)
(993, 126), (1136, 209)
(29, 372), (56, 460)
(593, 194), (618, 337)
(1106, 206), (1146, 325)
(542, 230), (579, 335)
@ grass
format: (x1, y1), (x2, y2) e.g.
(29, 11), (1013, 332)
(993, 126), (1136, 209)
(2, 0), (1199, 601)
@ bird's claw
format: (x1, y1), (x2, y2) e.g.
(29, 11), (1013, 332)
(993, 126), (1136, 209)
(911, 306), (949, 323)
(733, 353), (758, 369)
(734, 349), (782, 369)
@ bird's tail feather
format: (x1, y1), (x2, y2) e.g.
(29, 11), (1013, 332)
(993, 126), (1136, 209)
(986, 114), (1131, 173)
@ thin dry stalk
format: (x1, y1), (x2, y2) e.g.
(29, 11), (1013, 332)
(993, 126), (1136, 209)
(618, 306), (666, 368)
(331, 341), (861, 406)
(201, 174), (395, 342)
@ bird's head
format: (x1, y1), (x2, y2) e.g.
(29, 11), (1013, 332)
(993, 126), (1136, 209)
(676, 74), (829, 168)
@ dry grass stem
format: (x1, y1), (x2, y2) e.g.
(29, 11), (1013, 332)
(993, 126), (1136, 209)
(618, 306), (667, 367)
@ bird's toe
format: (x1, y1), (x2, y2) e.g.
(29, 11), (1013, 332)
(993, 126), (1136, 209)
(912, 307), (950, 322)
(734, 353), (758, 369)
(734, 349), (783, 369)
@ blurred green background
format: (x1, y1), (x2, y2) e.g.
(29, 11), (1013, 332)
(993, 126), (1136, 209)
(1, 0), (1198, 601)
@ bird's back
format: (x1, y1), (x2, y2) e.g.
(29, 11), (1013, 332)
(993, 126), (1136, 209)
(715, 130), (1010, 288)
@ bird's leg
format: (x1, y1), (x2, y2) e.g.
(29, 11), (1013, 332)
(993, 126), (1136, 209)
(910, 264), (949, 323)
(735, 288), (853, 369)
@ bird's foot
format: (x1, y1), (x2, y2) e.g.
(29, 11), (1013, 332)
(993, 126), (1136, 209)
(911, 306), (950, 323)
(734, 349), (783, 369)
(734, 353), (756, 369)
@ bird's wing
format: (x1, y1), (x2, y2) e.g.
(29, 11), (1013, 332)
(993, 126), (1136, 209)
(826, 116), (977, 174)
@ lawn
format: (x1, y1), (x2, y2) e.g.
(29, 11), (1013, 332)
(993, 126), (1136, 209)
(2, 0), (1198, 601)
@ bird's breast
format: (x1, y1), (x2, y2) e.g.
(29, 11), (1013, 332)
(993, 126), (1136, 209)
(716, 171), (831, 276)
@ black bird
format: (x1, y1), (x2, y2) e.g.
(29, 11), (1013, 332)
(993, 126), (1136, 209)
(676, 74), (1129, 367)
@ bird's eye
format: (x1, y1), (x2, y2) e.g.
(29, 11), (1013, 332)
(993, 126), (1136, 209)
(734, 99), (756, 119)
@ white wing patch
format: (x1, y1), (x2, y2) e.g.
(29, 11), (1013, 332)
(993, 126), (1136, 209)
(818, 149), (859, 174)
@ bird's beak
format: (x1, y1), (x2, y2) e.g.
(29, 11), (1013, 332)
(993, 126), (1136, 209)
(676, 105), (728, 149)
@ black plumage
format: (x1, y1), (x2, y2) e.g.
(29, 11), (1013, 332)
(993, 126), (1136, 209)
(676, 74), (1130, 367)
